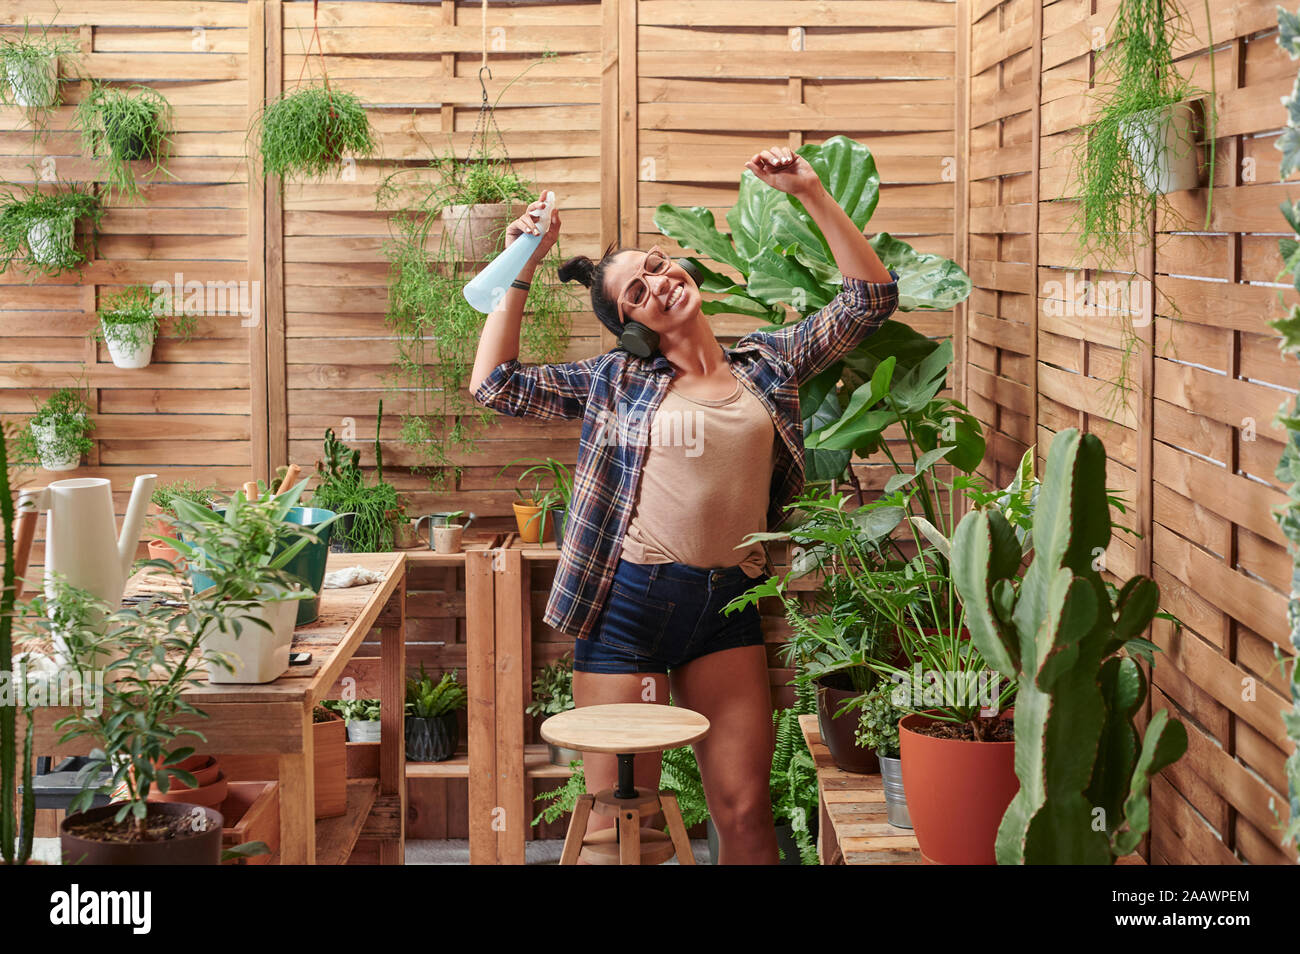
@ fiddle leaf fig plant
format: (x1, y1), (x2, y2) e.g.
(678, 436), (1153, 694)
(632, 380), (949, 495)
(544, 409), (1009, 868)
(655, 135), (975, 486)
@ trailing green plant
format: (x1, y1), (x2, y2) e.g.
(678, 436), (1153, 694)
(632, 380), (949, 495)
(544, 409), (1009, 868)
(854, 682), (905, 759)
(526, 652), (574, 719)
(1064, 0), (1217, 409)
(95, 283), (160, 354)
(323, 698), (381, 723)
(150, 479), (217, 517)
(375, 57), (575, 490)
(952, 427), (1187, 863)
(13, 385), (94, 470)
(0, 14), (79, 138)
(74, 82), (174, 203)
(0, 422), (36, 865)
(310, 401), (402, 552)
(253, 83), (376, 182)
(532, 758), (586, 826)
(655, 135), (973, 485)
(1270, 4), (1300, 850)
(0, 181), (101, 278)
(405, 664), (468, 718)
(770, 705), (819, 864)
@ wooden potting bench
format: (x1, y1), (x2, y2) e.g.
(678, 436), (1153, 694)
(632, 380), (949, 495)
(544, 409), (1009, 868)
(799, 714), (922, 865)
(26, 551), (408, 866)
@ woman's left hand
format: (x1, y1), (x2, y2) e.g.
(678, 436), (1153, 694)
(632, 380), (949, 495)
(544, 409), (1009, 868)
(745, 145), (822, 198)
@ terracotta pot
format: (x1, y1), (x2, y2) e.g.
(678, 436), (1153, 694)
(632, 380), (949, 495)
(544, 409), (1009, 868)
(148, 538), (182, 566)
(898, 711), (1018, 865)
(432, 523), (464, 554)
(61, 802), (222, 865)
(512, 500), (555, 544)
(220, 780), (279, 865)
(815, 673), (879, 774)
(441, 201), (525, 261)
(169, 755), (220, 788)
(150, 771), (228, 809)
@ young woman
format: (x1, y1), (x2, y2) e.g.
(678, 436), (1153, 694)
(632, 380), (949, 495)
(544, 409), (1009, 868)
(469, 144), (898, 863)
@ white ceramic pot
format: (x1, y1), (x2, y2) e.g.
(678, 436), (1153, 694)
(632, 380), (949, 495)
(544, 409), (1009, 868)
(101, 317), (156, 369)
(201, 596), (298, 684)
(431, 524), (464, 554)
(346, 719), (382, 743)
(30, 420), (81, 471)
(7, 55), (58, 109)
(1121, 101), (1199, 195)
(27, 216), (74, 266)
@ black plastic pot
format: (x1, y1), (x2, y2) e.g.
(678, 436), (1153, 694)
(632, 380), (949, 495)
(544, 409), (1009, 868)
(60, 802), (222, 865)
(406, 711), (458, 762)
(328, 512), (356, 553)
(815, 672), (879, 774)
(705, 816), (817, 865)
(103, 112), (156, 161)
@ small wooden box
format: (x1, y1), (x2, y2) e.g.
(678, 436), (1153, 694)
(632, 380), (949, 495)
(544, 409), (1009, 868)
(314, 711), (347, 819)
(221, 781), (280, 865)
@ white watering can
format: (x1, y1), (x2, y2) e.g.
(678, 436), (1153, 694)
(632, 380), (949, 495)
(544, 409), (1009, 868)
(19, 473), (157, 615)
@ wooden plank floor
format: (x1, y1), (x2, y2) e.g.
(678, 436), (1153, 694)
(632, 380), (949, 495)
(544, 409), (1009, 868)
(799, 714), (921, 865)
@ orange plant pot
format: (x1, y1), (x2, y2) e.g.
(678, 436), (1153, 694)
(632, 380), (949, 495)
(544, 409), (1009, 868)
(898, 712), (1018, 865)
(512, 500), (555, 544)
(148, 539), (182, 566)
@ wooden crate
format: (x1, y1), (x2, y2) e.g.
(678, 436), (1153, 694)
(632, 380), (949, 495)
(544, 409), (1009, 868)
(221, 780), (280, 865)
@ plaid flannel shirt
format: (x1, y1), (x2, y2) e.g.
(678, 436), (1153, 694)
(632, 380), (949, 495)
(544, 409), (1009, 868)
(472, 269), (900, 641)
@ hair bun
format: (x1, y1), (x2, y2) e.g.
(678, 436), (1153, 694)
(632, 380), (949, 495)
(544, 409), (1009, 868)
(558, 255), (595, 288)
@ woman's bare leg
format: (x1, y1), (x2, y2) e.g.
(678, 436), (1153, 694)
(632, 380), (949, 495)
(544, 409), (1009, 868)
(669, 644), (778, 864)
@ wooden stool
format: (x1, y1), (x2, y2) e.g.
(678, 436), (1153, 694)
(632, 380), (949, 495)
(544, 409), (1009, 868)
(541, 703), (709, 865)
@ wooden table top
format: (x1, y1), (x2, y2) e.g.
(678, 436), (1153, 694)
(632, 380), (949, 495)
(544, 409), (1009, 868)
(540, 703), (710, 754)
(124, 551), (405, 706)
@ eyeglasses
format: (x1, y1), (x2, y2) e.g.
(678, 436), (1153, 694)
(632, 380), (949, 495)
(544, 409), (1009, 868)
(616, 245), (672, 321)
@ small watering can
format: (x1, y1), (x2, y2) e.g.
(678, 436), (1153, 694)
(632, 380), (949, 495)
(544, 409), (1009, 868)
(20, 474), (157, 610)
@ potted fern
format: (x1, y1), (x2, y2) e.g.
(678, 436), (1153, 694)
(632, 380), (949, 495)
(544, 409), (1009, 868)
(405, 666), (467, 762)
(255, 84), (375, 182)
(16, 386), (93, 472)
(0, 183), (100, 277)
(75, 82), (173, 202)
(526, 653), (578, 766)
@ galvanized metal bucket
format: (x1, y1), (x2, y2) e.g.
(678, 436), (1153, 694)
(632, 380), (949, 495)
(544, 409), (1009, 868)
(878, 753), (912, 829)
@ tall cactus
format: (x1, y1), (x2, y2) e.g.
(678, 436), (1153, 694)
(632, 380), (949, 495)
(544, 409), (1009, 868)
(952, 428), (1187, 863)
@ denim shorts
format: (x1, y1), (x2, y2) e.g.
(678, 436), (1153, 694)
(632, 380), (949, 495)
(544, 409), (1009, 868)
(573, 557), (765, 674)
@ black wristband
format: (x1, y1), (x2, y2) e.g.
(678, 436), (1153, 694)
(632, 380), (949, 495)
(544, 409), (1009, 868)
(510, 278), (531, 291)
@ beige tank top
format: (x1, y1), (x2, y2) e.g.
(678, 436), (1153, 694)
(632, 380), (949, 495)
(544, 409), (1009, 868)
(620, 370), (776, 577)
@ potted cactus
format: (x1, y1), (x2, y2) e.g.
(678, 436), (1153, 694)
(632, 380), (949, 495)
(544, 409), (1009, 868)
(951, 427), (1188, 863)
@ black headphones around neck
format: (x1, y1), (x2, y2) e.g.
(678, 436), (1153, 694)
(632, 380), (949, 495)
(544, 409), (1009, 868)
(617, 257), (704, 360)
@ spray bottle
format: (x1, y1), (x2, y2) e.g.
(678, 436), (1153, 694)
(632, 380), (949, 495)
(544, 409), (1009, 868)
(462, 190), (556, 314)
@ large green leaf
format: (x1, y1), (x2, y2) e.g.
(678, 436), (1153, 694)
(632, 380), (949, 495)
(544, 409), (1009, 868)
(728, 173), (792, 262)
(870, 232), (973, 311)
(795, 135), (881, 232)
(653, 204), (748, 274)
(746, 248), (831, 311)
(801, 364), (852, 482)
(806, 356), (895, 451)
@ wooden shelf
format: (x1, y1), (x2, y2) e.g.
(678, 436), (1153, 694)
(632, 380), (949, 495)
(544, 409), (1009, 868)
(406, 751), (470, 778)
(316, 779), (379, 865)
(525, 744), (574, 778)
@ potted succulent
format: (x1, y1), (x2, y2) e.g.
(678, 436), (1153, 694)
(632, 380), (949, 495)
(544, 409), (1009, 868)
(324, 699), (383, 743)
(951, 428), (1188, 864)
(37, 573), (233, 865)
(405, 665), (467, 762)
(74, 82), (174, 203)
(311, 401), (402, 553)
(856, 683), (909, 828)
(164, 480), (325, 684)
(14, 386), (93, 472)
(147, 479), (216, 565)
(254, 83), (376, 182)
(503, 456), (572, 545)
(526, 653), (578, 766)
(0, 19), (77, 112)
(0, 182), (101, 277)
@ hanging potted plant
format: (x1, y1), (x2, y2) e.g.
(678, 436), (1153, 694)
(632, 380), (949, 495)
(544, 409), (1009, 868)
(14, 386), (93, 472)
(526, 653), (578, 766)
(166, 480), (325, 684)
(405, 665), (467, 762)
(856, 684), (910, 828)
(255, 83), (376, 182)
(74, 82), (174, 203)
(0, 19), (77, 112)
(0, 182), (101, 277)
(96, 284), (157, 369)
(437, 150), (533, 262)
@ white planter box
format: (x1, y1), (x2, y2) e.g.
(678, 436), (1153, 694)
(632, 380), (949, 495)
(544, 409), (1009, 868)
(101, 317), (156, 369)
(201, 597), (298, 684)
(346, 720), (382, 743)
(27, 216), (73, 266)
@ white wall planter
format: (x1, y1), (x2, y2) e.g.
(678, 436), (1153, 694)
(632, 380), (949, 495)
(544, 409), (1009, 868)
(1121, 101), (1199, 195)
(27, 215), (73, 266)
(6, 55), (58, 109)
(200, 596), (297, 684)
(101, 317), (156, 369)
(30, 420), (82, 471)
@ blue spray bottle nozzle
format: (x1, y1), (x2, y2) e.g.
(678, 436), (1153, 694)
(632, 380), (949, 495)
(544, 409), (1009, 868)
(462, 190), (556, 314)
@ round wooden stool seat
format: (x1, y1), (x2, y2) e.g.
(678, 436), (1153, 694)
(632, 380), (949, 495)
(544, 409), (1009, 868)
(539, 703), (709, 754)
(544, 703), (710, 866)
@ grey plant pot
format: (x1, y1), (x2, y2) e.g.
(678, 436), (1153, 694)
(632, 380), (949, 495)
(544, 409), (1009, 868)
(547, 742), (583, 767)
(878, 752), (912, 829)
(346, 719), (382, 743)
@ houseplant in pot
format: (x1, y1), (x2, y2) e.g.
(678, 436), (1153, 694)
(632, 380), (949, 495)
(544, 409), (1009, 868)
(430, 509), (469, 554)
(0, 182), (101, 277)
(526, 653), (578, 766)
(325, 699), (382, 743)
(952, 427), (1188, 863)
(856, 682), (909, 828)
(74, 82), (174, 203)
(254, 83), (376, 182)
(311, 403), (401, 553)
(96, 284), (162, 369)
(405, 665), (467, 762)
(0, 18), (77, 114)
(502, 455), (572, 545)
(14, 385), (93, 472)
(147, 479), (216, 566)
(164, 480), (325, 684)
